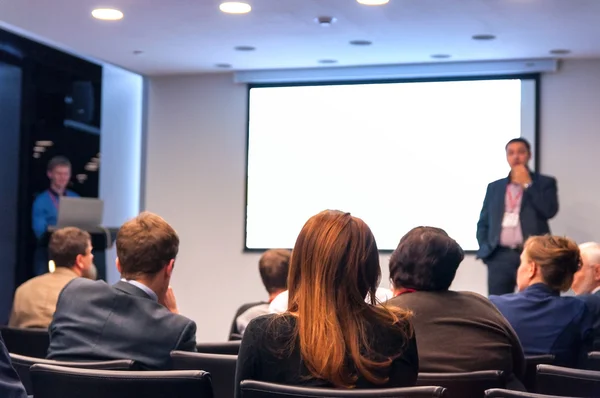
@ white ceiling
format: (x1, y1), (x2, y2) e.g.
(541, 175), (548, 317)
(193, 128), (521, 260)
(0, 0), (599, 75)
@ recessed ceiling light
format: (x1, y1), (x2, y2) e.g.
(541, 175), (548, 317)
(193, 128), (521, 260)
(91, 8), (124, 21)
(472, 34), (496, 41)
(431, 54), (451, 59)
(549, 49), (571, 55)
(215, 63), (233, 68)
(350, 40), (373, 46)
(315, 16), (337, 27)
(133, 50), (144, 55)
(219, 2), (251, 14)
(356, 0), (389, 5)
(234, 45), (256, 51)
(318, 59), (338, 64)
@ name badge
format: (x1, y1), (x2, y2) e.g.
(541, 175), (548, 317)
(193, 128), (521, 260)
(502, 212), (520, 228)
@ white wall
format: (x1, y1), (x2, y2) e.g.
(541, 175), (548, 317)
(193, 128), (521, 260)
(145, 60), (600, 341)
(100, 64), (144, 283)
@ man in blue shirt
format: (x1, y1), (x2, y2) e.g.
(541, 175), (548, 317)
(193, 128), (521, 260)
(32, 156), (79, 275)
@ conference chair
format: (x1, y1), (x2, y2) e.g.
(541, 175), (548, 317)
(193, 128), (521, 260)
(30, 364), (214, 398)
(417, 370), (505, 398)
(240, 380), (447, 398)
(485, 388), (568, 397)
(196, 341), (241, 355)
(171, 351), (236, 398)
(536, 364), (600, 397)
(587, 352), (600, 371)
(523, 355), (555, 392)
(9, 352), (136, 395)
(0, 326), (49, 358)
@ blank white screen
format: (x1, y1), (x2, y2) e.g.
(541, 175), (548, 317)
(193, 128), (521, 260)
(246, 78), (537, 251)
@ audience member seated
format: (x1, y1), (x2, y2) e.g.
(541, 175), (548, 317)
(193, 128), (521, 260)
(490, 235), (593, 367)
(0, 333), (27, 398)
(46, 212), (197, 369)
(230, 249), (291, 338)
(572, 242), (600, 350)
(9, 227), (96, 329)
(386, 226), (525, 387)
(235, 210), (418, 398)
(268, 287), (394, 314)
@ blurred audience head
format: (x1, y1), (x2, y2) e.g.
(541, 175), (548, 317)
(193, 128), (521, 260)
(516, 235), (581, 293)
(572, 242), (600, 295)
(389, 226), (464, 292)
(286, 210), (411, 388)
(49, 227), (95, 279)
(46, 155), (72, 192)
(259, 249), (291, 300)
(116, 212), (179, 298)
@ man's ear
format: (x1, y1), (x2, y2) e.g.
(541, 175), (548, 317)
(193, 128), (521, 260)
(74, 254), (84, 272)
(593, 264), (600, 282)
(165, 259), (175, 278)
(528, 261), (539, 279)
(116, 257), (123, 274)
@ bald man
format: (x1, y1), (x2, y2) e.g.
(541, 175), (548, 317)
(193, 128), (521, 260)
(573, 242), (600, 350)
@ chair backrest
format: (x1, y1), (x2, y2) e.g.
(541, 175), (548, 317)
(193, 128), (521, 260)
(30, 364), (214, 398)
(485, 388), (567, 397)
(524, 355), (555, 392)
(536, 364), (600, 397)
(196, 341), (241, 355)
(0, 326), (49, 358)
(417, 371), (505, 398)
(240, 380), (446, 398)
(587, 352), (600, 371)
(171, 351), (237, 398)
(9, 352), (136, 395)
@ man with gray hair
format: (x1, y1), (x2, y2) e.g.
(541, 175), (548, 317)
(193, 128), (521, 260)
(572, 242), (600, 350)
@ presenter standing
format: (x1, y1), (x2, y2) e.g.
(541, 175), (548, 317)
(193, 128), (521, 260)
(476, 138), (559, 295)
(31, 156), (79, 275)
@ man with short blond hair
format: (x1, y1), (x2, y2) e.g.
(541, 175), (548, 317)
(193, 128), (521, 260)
(47, 212), (196, 370)
(573, 242), (600, 350)
(9, 227), (95, 329)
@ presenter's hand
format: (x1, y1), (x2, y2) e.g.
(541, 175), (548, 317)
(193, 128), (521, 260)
(511, 164), (532, 186)
(161, 286), (179, 314)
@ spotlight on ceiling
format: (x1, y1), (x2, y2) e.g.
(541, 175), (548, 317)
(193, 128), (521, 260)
(219, 2), (251, 14)
(91, 8), (124, 21)
(357, 0), (389, 5)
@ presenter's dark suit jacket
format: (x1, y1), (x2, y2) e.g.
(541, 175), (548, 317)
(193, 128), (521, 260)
(578, 291), (600, 351)
(476, 172), (559, 260)
(47, 278), (197, 370)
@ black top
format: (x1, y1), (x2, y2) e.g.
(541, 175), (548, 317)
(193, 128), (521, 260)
(234, 313), (418, 398)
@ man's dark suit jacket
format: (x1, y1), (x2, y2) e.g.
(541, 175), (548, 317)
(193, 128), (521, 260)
(578, 291), (600, 350)
(476, 172), (559, 260)
(0, 333), (27, 398)
(47, 279), (197, 370)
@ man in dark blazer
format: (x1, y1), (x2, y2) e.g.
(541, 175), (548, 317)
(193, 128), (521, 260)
(47, 212), (197, 370)
(0, 333), (27, 398)
(572, 242), (600, 350)
(476, 138), (559, 295)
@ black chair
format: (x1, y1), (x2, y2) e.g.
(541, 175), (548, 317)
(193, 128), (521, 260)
(9, 352), (137, 395)
(171, 351), (237, 398)
(536, 364), (600, 397)
(229, 333), (243, 341)
(30, 364), (214, 398)
(240, 380), (446, 398)
(586, 352), (600, 371)
(524, 355), (555, 392)
(196, 341), (241, 355)
(485, 388), (567, 397)
(417, 370), (505, 398)
(0, 326), (49, 358)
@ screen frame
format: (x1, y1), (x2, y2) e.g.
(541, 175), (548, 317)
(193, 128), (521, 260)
(243, 73), (541, 253)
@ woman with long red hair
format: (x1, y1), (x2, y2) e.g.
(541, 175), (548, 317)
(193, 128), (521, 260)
(234, 210), (417, 396)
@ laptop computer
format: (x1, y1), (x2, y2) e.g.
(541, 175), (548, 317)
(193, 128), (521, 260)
(56, 197), (104, 229)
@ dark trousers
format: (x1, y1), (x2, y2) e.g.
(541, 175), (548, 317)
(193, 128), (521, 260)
(484, 247), (521, 296)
